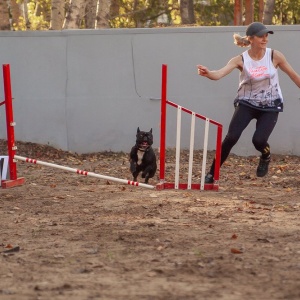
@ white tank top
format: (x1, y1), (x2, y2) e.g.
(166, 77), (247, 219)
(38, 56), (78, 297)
(235, 48), (283, 111)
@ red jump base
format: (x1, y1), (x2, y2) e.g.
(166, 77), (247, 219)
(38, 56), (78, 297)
(156, 182), (219, 191)
(1, 177), (25, 189)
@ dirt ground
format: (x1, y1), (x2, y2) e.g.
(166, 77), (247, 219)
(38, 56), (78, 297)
(1, 139), (300, 300)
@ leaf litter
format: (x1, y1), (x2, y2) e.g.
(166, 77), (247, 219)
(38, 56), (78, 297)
(0, 139), (300, 299)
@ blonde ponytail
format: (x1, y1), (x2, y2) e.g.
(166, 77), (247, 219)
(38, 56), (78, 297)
(233, 33), (250, 47)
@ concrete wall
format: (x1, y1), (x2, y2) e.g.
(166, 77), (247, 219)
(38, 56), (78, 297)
(0, 26), (300, 156)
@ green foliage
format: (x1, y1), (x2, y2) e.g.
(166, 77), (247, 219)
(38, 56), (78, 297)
(13, 0), (51, 30)
(194, 0), (234, 26)
(273, 0), (300, 24)
(9, 0), (300, 31)
(110, 0), (179, 28)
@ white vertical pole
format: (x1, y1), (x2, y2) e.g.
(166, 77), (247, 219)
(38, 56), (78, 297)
(175, 106), (182, 189)
(188, 112), (195, 189)
(201, 118), (210, 190)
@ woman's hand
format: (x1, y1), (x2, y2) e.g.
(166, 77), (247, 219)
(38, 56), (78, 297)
(197, 65), (210, 77)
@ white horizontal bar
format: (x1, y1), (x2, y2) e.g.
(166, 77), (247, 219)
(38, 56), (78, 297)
(14, 155), (155, 189)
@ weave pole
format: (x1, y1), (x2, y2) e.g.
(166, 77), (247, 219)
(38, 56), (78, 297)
(14, 155), (155, 189)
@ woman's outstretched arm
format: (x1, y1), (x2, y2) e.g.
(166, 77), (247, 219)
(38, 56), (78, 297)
(197, 55), (243, 80)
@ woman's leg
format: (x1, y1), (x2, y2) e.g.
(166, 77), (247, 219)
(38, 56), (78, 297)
(208, 105), (255, 177)
(253, 111), (279, 177)
(252, 111), (279, 156)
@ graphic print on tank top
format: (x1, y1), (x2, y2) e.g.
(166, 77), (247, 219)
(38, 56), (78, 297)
(235, 48), (283, 110)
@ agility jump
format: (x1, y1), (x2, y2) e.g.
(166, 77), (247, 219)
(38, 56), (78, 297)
(157, 64), (223, 191)
(0, 64), (154, 190)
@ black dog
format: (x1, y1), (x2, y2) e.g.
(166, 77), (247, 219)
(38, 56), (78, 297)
(129, 127), (157, 184)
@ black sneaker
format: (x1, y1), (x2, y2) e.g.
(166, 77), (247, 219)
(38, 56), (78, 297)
(256, 157), (270, 177)
(205, 173), (214, 184)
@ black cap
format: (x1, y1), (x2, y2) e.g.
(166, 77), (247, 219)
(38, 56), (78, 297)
(246, 22), (274, 37)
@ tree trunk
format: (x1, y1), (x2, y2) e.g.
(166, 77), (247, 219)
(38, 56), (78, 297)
(8, 0), (21, 30)
(234, 0), (243, 25)
(110, 0), (119, 19)
(244, 0), (254, 25)
(96, 0), (111, 29)
(85, 0), (97, 29)
(180, 0), (195, 25)
(263, 0), (275, 24)
(63, 0), (86, 29)
(258, 0), (264, 22)
(22, 0), (31, 30)
(50, 0), (65, 30)
(0, 0), (10, 30)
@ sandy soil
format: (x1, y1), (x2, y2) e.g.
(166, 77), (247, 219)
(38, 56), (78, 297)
(1, 140), (300, 300)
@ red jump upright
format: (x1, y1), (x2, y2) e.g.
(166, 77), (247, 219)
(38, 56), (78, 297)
(1, 64), (25, 188)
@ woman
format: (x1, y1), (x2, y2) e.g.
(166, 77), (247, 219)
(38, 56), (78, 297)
(197, 22), (300, 183)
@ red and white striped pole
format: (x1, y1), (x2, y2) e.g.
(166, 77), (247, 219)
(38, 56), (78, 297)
(14, 155), (155, 189)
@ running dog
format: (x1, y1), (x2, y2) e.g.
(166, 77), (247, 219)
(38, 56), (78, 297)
(129, 127), (157, 184)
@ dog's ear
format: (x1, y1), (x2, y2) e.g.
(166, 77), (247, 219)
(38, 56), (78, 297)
(150, 128), (152, 133)
(137, 127), (140, 133)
